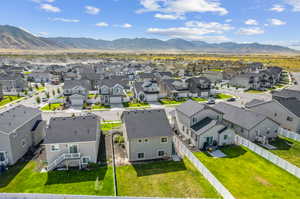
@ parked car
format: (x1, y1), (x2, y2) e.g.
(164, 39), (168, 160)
(227, 98), (236, 102)
(207, 98), (216, 105)
(41, 97), (48, 102)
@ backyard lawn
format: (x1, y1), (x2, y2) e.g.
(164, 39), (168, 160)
(116, 158), (220, 198)
(40, 103), (63, 111)
(0, 161), (114, 196)
(0, 96), (23, 107)
(101, 122), (122, 132)
(269, 136), (300, 167)
(215, 93), (234, 99)
(194, 145), (300, 199)
(122, 102), (150, 108)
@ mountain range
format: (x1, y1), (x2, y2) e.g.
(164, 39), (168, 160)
(0, 25), (298, 54)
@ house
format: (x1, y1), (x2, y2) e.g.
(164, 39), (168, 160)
(0, 83), (3, 100)
(64, 80), (91, 108)
(28, 72), (51, 83)
(121, 109), (173, 161)
(229, 73), (261, 89)
(155, 72), (173, 80)
(173, 101), (235, 150)
(159, 79), (190, 98)
(97, 79), (129, 104)
(211, 102), (279, 142)
(44, 115), (101, 171)
(137, 73), (156, 82)
(186, 77), (212, 97)
(0, 105), (45, 166)
(246, 93), (300, 133)
(272, 89), (300, 101)
(133, 81), (160, 102)
(0, 73), (28, 93)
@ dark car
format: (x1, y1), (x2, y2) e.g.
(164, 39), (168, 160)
(227, 98), (236, 102)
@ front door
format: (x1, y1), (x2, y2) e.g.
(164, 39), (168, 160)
(69, 145), (78, 154)
(206, 137), (213, 145)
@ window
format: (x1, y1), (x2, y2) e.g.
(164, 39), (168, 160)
(182, 126), (185, 132)
(82, 156), (90, 164)
(138, 153), (144, 159)
(192, 117), (197, 124)
(0, 152), (6, 162)
(144, 139), (149, 143)
(161, 137), (168, 143)
(158, 151), (165, 157)
(224, 135), (228, 140)
(51, 144), (60, 152)
(287, 116), (293, 122)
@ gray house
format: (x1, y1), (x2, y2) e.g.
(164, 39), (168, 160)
(0, 105), (45, 166)
(121, 109), (173, 161)
(246, 98), (300, 133)
(0, 73), (28, 93)
(173, 101), (235, 150)
(133, 81), (160, 102)
(64, 80), (91, 108)
(97, 79), (129, 104)
(211, 102), (279, 142)
(44, 115), (101, 171)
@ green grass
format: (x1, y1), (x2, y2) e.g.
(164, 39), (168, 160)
(209, 69), (224, 72)
(101, 122), (122, 131)
(126, 91), (134, 97)
(123, 102), (150, 108)
(41, 103), (63, 111)
(116, 158), (220, 198)
(36, 86), (45, 92)
(159, 97), (188, 105)
(244, 89), (266, 94)
(92, 104), (111, 110)
(88, 94), (97, 99)
(194, 145), (300, 199)
(0, 161), (114, 196)
(215, 93), (234, 99)
(0, 96), (22, 107)
(269, 136), (300, 167)
(23, 71), (32, 75)
(191, 97), (207, 102)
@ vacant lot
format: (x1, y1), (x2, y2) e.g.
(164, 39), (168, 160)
(194, 145), (300, 199)
(269, 136), (300, 167)
(0, 161), (114, 196)
(116, 159), (220, 198)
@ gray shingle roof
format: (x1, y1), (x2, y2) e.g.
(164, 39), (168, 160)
(276, 98), (300, 117)
(121, 109), (172, 139)
(63, 80), (91, 90)
(176, 100), (206, 117)
(44, 115), (99, 144)
(245, 99), (265, 108)
(211, 102), (267, 130)
(0, 105), (41, 134)
(272, 89), (300, 100)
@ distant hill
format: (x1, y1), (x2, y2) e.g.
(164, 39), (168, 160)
(0, 25), (298, 54)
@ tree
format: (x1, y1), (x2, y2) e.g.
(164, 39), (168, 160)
(46, 92), (50, 99)
(35, 84), (39, 90)
(52, 90), (56, 96)
(36, 96), (41, 104)
(57, 88), (61, 94)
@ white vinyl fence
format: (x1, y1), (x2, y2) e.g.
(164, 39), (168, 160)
(173, 136), (235, 199)
(235, 135), (300, 179)
(278, 127), (300, 142)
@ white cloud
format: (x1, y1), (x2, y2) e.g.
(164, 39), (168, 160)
(147, 21), (233, 42)
(237, 27), (264, 35)
(245, 19), (258, 26)
(269, 18), (286, 26)
(122, 23), (133, 28)
(137, 0), (228, 16)
(32, 0), (55, 3)
(285, 0), (300, 11)
(50, 18), (80, 23)
(154, 13), (185, 20)
(85, 6), (100, 15)
(225, 19), (232, 23)
(270, 4), (285, 12)
(40, 4), (61, 12)
(96, 22), (109, 27)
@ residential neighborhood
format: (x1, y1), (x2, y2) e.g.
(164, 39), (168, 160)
(0, 56), (300, 199)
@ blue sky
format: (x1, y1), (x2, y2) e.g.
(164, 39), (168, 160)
(1, 0), (300, 49)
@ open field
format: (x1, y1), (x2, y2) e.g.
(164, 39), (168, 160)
(116, 159), (220, 198)
(0, 161), (114, 196)
(194, 145), (300, 199)
(269, 136), (300, 167)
